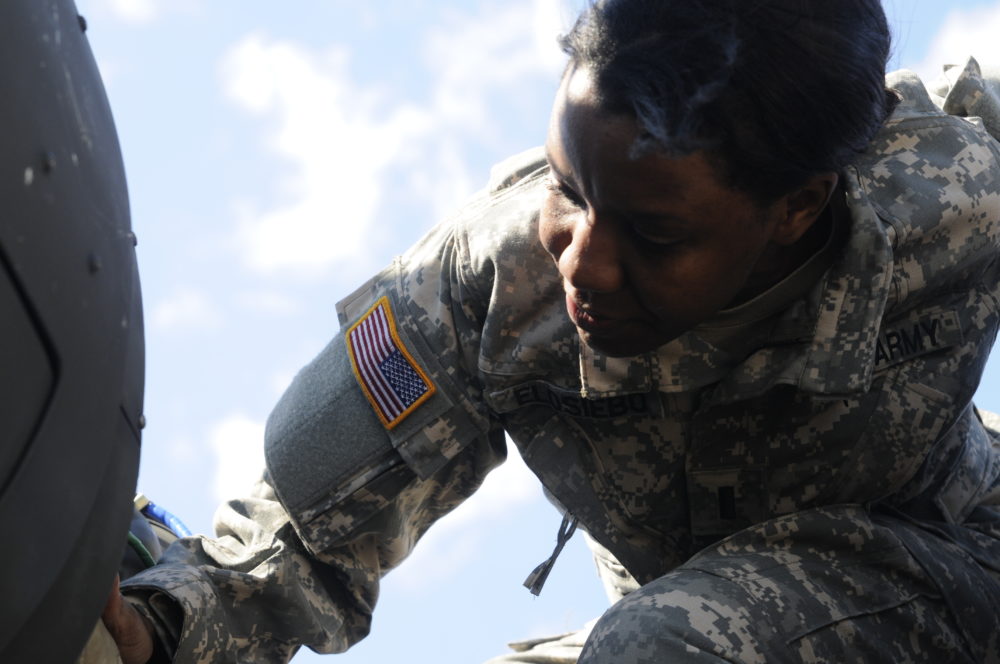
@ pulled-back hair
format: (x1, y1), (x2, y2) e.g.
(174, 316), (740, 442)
(561, 0), (896, 202)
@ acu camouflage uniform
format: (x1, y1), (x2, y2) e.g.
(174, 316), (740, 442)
(122, 60), (1000, 663)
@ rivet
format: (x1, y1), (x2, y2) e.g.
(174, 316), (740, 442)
(42, 152), (56, 174)
(87, 253), (102, 274)
(126, 231), (138, 247)
(78, 15), (87, 32)
(138, 415), (147, 430)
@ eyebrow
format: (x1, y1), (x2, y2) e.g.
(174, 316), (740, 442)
(543, 146), (592, 201)
(543, 147), (568, 179)
(612, 203), (690, 230)
(544, 145), (693, 228)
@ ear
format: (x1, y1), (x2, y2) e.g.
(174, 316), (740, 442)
(770, 172), (839, 246)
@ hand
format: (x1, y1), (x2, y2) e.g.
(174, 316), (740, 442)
(102, 575), (156, 664)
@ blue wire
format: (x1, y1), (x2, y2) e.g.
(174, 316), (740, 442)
(142, 500), (193, 538)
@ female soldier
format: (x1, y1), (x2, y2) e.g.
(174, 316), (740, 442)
(108, 1), (1000, 661)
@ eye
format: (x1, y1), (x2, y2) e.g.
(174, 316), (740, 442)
(545, 176), (586, 209)
(629, 222), (685, 250)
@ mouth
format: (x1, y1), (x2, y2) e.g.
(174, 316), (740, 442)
(566, 294), (625, 334)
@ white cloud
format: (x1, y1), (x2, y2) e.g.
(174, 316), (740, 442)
(236, 289), (301, 316)
(218, 1), (574, 276)
(220, 36), (431, 276)
(914, 3), (1000, 83)
(270, 370), (296, 399)
(422, 0), (568, 135)
(150, 288), (222, 332)
(106, 0), (157, 23)
(405, 0), (570, 218)
(95, 0), (202, 25)
(404, 140), (477, 227)
(91, 54), (120, 90)
(391, 440), (545, 591)
(208, 414), (266, 503)
(164, 434), (198, 465)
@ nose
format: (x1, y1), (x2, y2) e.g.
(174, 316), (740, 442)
(556, 211), (625, 295)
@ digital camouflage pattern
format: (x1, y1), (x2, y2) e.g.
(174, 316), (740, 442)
(578, 505), (1000, 663)
(121, 61), (1000, 663)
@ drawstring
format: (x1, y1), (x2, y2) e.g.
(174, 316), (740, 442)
(523, 514), (578, 596)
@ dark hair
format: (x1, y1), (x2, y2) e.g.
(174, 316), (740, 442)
(560, 0), (896, 202)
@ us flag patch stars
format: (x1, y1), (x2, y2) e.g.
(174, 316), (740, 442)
(346, 296), (436, 429)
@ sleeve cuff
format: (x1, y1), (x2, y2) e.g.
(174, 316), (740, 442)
(122, 591), (181, 663)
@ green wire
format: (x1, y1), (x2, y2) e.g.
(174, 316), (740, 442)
(127, 531), (157, 569)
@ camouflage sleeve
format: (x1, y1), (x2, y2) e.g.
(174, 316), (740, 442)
(930, 57), (1000, 140)
(121, 195), (510, 662)
(121, 456), (500, 662)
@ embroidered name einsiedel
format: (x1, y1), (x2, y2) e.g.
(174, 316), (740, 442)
(346, 296), (435, 429)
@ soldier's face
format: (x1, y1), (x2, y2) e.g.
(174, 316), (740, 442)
(539, 66), (793, 357)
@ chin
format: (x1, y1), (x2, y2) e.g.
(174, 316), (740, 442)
(579, 330), (657, 358)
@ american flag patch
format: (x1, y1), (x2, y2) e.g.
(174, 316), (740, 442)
(346, 296), (435, 429)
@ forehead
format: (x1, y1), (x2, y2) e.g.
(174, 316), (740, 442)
(547, 66), (686, 195)
(548, 67), (632, 166)
(550, 65), (613, 139)
(562, 64), (601, 105)
(545, 65), (761, 220)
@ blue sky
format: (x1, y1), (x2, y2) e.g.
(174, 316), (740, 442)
(73, 0), (1000, 661)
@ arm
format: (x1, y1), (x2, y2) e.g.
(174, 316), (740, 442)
(119, 203), (508, 662)
(119, 449), (502, 663)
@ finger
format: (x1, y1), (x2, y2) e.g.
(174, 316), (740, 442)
(101, 575), (155, 664)
(101, 574), (122, 623)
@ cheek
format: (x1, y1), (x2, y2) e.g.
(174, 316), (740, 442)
(628, 248), (744, 318)
(537, 195), (572, 259)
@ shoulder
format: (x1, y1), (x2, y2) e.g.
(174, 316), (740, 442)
(438, 147), (553, 282)
(848, 65), (1000, 300)
(487, 146), (548, 192)
(868, 64), (1000, 193)
(387, 147), (550, 294)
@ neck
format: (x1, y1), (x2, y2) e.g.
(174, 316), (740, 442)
(730, 202), (835, 307)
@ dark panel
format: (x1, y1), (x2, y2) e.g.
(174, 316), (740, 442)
(0, 0), (145, 660)
(0, 257), (54, 492)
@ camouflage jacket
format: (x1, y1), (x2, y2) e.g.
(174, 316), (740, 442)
(122, 60), (1000, 663)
